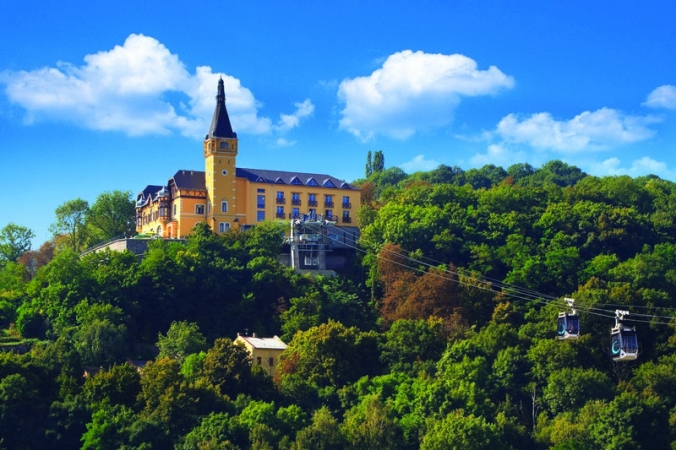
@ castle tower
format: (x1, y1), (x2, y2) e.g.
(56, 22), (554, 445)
(204, 78), (238, 233)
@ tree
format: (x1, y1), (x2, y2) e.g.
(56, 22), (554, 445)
(420, 411), (508, 450)
(341, 394), (402, 449)
(0, 223), (35, 264)
(199, 338), (253, 399)
(87, 190), (136, 242)
(50, 198), (90, 252)
(366, 150), (373, 178)
(17, 240), (55, 279)
(373, 150), (385, 173)
(293, 407), (347, 450)
(157, 321), (208, 362)
(278, 320), (380, 389)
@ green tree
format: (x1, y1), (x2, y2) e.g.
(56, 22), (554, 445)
(157, 320), (208, 362)
(0, 222), (35, 264)
(342, 394), (402, 450)
(87, 190), (136, 242)
(73, 302), (128, 368)
(50, 198), (90, 252)
(420, 410), (508, 450)
(373, 150), (385, 173)
(279, 320), (381, 389)
(199, 338), (253, 399)
(293, 406), (347, 450)
(366, 150), (373, 178)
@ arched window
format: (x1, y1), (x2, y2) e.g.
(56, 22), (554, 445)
(221, 201), (228, 213)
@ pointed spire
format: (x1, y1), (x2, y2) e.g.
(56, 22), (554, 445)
(208, 77), (237, 139)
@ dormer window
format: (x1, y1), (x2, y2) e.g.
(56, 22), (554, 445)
(275, 177), (285, 184)
(323, 179), (336, 188)
(307, 178), (319, 186)
(291, 177), (302, 185)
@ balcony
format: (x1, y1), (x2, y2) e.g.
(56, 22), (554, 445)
(324, 201), (334, 208)
(292, 199), (301, 206)
(342, 202), (352, 209)
(342, 216), (352, 223)
(276, 197), (286, 204)
(308, 200), (318, 207)
(289, 212), (300, 219)
(276, 212), (286, 219)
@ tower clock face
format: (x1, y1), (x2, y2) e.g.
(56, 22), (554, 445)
(222, 170), (228, 176)
(220, 142), (229, 149)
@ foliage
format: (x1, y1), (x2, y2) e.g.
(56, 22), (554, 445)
(157, 320), (208, 362)
(50, 198), (90, 252)
(3, 163), (676, 448)
(0, 222), (35, 264)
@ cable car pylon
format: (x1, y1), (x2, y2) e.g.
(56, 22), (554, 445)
(557, 298), (580, 340)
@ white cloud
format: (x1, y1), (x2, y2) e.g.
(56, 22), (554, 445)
(338, 50), (514, 141)
(275, 137), (296, 147)
(470, 143), (529, 167)
(276, 99), (314, 132)
(643, 85), (676, 110)
(495, 108), (660, 152)
(0, 34), (305, 139)
(400, 154), (440, 172)
(593, 156), (676, 178)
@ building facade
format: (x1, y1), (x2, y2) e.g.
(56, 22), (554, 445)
(135, 79), (359, 238)
(235, 334), (287, 377)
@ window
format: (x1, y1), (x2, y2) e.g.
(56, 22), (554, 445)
(291, 177), (302, 185)
(325, 195), (334, 207)
(307, 178), (319, 186)
(257, 195), (265, 209)
(173, 204), (177, 216)
(342, 196), (351, 208)
(308, 193), (317, 207)
(268, 357), (274, 367)
(195, 204), (205, 215)
(257, 211), (265, 222)
(257, 357), (261, 365)
(342, 210), (351, 223)
(219, 222), (227, 233)
(221, 201), (228, 213)
(325, 209), (333, 219)
(257, 188), (266, 193)
(323, 179), (336, 187)
(292, 192), (301, 206)
(221, 169), (228, 176)
(276, 206), (285, 219)
(276, 191), (285, 204)
(292, 207), (300, 218)
(220, 141), (228, 149)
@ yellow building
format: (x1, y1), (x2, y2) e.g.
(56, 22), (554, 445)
(135, 78), (359, 238)
(235, 334), (287, 377)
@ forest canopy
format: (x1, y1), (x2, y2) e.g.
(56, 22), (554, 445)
(2, 160), (676, 448)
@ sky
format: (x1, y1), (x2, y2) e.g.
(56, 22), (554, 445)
(1, 0), (676, 246)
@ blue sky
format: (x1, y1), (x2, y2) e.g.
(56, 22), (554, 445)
(1, 0), (676, 246)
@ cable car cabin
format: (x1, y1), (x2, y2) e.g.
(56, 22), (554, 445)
(557, 312), (580, 340)
(610, 324), (638, 362)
